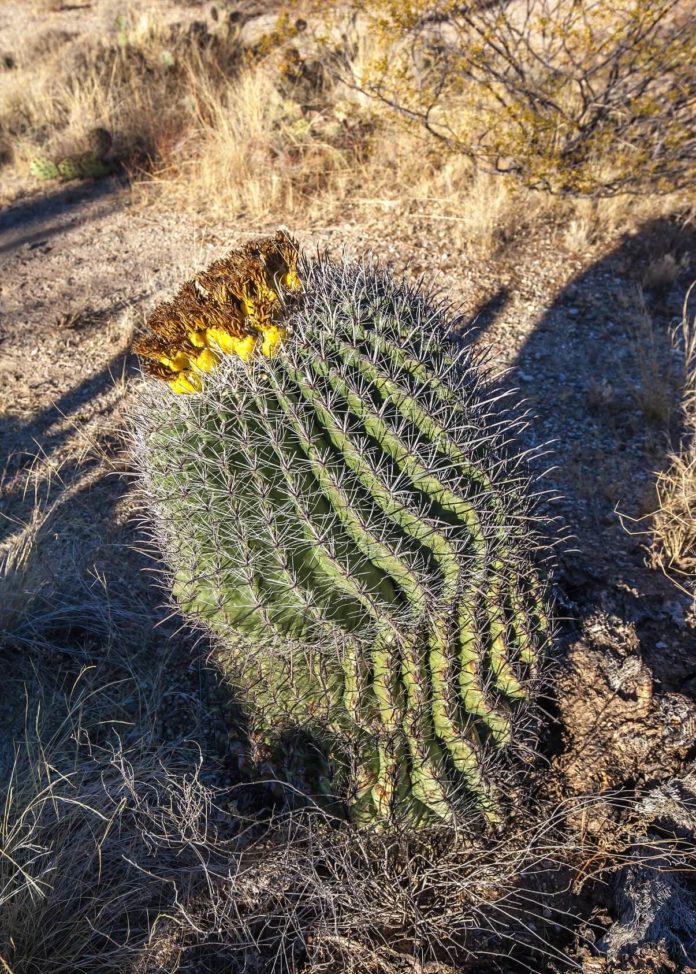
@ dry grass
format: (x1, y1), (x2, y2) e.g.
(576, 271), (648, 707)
(0, 9), (243, 198)
(2, 671), (694, 974)
(651, 286), (696, 580)
(0, 7), (366, 224)
(0, 678), (212, 974)
(146, 65), (358, 225)
(628, 290), (677, 429)
(652, 451), (696, 576)
(0, 4), (687, 246)
(0, 527), (219, 971)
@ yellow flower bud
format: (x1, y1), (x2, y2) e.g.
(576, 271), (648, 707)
(206, 328), (258, 362)
(207, 327), (239, 355)
(187, 329), (208, 349)
(260, 325), (286, 357)
(158, 351), (191, 372)
(282, 269), (301, 291)
(229, 334), (258, 362)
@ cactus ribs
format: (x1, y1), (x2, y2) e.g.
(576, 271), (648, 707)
(133, 233), (552, 829)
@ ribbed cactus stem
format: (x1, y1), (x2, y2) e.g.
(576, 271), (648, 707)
(289, 343), (510, 815)
(252, 384), (411, 818)
(281, 356), (500, 804)
(278, 363), (511, 748)
(339, 326), (547, 699)
(133, 233), (552, 830)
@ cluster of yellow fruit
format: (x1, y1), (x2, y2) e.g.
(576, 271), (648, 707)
(135, 231), (301, 393)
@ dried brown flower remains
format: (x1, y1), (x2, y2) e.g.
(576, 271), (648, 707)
(134, 230), (301, 393)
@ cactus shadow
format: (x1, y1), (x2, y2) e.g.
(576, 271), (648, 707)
(0, 349), (132, 546)
(460, 285), (511, 341)
(483, 215), (696, 691)
(0, 176), (125, 257)
(0, 345), (251, 798)
(0, 461), (249, 785)
(1, 417), (249, 801)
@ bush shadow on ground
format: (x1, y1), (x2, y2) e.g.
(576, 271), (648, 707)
(473, 215), (696, 692)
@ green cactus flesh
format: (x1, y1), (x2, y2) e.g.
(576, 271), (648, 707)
(30, 129), (112, 182)
(77, 152), (110, 178)
(56, 156), (82, 179)
(135, 245), (551, 829)
(29, 157), (60, 180)
(85, 126), (113, 157)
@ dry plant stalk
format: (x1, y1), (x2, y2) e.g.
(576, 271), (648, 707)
(628, 289), (675, 428)
(651, 284), (696, 578)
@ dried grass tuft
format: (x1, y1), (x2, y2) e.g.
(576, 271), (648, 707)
(650, 285), (696, 580)
(3, 682), (694, 974)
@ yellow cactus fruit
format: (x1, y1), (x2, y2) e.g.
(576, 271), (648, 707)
(260, 325), (286, 357)
(192, 348), (220, 373)
(135, 231), (301, 392)
(283, 269), (301, 291)
(187, 329), (208, 349)
(159, 351), (191, 373)
(229, 334), (258, 362)
(170, 372), (203, 394)
(207, 327), (241, 355)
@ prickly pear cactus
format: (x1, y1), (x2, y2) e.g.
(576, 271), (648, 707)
(133, 232), (552, 829)
(29, 127), (112, 182)
(57, 157), (83, 180)
(85, 126), (113, 157)
(76, 153), (110, 178)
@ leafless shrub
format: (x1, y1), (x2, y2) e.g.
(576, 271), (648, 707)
(323, 0), (696, 198)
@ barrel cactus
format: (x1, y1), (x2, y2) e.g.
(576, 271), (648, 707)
(132, 231), (551, 829)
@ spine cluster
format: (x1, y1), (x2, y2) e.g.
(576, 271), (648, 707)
(134, 235), (551, 829)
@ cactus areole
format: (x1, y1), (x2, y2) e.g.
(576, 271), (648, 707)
(133, 231), (551, 829)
